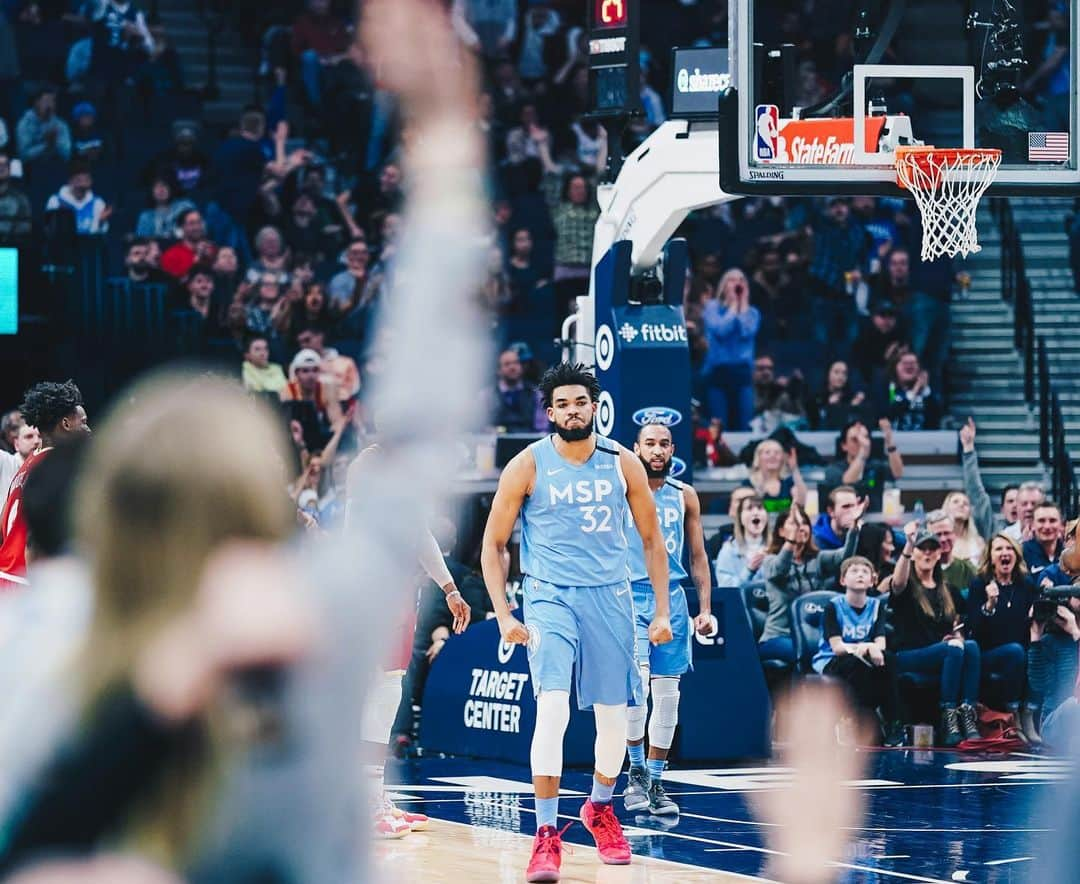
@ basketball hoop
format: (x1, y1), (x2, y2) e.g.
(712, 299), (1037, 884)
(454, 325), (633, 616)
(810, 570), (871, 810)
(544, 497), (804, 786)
(895, 146), (1001, 261)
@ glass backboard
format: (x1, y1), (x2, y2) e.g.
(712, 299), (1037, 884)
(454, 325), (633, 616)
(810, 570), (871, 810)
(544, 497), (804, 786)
(729, 0), (1080, 195)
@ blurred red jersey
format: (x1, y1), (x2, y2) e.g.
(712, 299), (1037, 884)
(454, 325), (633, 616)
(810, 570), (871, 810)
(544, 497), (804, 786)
(0, 448), (48, 585)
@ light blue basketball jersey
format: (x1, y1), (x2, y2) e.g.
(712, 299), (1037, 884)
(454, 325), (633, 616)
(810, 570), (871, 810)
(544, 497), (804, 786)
(627, 478), (689, 585)
(812, 595), (882, 673)
(519, 435), (630, 586)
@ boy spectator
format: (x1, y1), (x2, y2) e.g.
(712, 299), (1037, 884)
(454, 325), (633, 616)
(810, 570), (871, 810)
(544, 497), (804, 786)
(15, 85), (71, 164)
(44, 163), (110, 235)
(242, 334), (287, 394)
(487, 348), (546, 432)
(810, 555), (904, 746)
(0, 151), (32, 242)
(161, 209), (215, 279)
(823, 419), (904, 511)
(1024, 502), (1065, 577)
(813, 486), (862, 552)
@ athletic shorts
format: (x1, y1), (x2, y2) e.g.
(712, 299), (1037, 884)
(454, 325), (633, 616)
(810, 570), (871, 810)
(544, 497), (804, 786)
(522, 576), (641, 711)
(631, 582), (692, 677)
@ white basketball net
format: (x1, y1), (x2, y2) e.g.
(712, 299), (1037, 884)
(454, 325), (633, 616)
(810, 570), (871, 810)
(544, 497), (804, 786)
(895, 148), (1001, 261)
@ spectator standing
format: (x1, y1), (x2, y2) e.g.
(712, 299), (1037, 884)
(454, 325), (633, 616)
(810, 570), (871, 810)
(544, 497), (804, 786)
(926, 509), (976, 601)
(742, 438), (807, 514)
(807, 197), (867, 360)
(851, 300), (906, 387)
(750, 245), (801, 343)
(959, 418), (1016, 540)
(888, 524), (981, 747)
(0, 411), (21, 455)
(812, 485), (863, 552)
(967, 534), (1036, 725)
(241, 334), (287, 395)
(810, 556), (905, 746)
(45, 162), (110, 235)
(702, 269), (760, 431)
(161, 209), (215, 279)
(506, 228), (548, 307)
(87, 0), (155, 87)
(758, 505), (860, 665)
(212, 107), (271, 228)
(291, 0), (352, 110)
(134, 175), (195, 239)
(806, 361), (867, 431)
(148, 121), (211, 195)
(1023, 502), (1065, 577)
(487, 349), (546, 432)
(907, 256), (955, 389)
(15, 85), (71, 164)
(823, 419), (903, 512)
(883, 350), (941, 431)
(452, 0), (517, 58)
(943, 491), (985, 566)
(0, 151), (32, 241)
(714, 494), (770, 589)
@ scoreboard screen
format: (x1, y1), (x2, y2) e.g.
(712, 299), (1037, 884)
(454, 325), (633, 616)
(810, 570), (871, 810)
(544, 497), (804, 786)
(0, 248), (16, 335)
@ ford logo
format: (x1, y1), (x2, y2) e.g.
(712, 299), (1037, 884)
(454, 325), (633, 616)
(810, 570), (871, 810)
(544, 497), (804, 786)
(632, 406), (682, 427)
(670, 457), (688, 478)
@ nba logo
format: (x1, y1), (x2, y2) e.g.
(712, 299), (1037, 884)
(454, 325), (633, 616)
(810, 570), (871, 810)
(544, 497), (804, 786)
(755, 104), (779, 161)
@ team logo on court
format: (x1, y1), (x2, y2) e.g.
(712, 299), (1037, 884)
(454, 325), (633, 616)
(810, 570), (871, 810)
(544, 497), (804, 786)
(526, 624), (541, 655)
(596, 391), (616, 436)
(669, 456), (688, 478)
(632, 406), (682, 427)
(755, 104), (779, 161)
(596, 323), (615, 371)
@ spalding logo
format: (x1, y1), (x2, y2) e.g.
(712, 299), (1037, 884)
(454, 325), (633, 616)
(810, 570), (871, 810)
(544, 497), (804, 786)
(670, 457), (688, 478)
(632, 406), (682, 427)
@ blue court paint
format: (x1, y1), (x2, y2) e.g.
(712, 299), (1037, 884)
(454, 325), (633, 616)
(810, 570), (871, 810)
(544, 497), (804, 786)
(387, 750), (1062, 883)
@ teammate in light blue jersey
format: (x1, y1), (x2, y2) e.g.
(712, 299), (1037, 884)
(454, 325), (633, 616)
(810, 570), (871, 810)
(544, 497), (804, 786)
(621, 423), (714, 818)
(482, 363), (671, 882)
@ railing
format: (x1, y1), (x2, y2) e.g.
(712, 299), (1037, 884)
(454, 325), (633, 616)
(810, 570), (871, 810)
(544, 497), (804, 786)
(991, 197), (1079, 516)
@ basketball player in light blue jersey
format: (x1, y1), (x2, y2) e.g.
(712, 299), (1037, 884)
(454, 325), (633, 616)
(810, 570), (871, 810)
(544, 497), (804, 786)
(482, 363), (671, 883)
(622, 422), (714, 818)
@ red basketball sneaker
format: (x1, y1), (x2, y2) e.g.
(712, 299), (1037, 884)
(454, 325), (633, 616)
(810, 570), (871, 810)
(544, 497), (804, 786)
(526, 825), (563, 882)
(580, 800), (631, 865)
(391, 802), (430, 832)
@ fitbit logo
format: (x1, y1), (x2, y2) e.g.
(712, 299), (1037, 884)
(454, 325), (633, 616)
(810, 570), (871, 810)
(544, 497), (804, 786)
(618, 323), (688, 344)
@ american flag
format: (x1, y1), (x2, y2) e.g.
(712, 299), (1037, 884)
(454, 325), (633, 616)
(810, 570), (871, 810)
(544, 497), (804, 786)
(1029, 132), (1070, 162)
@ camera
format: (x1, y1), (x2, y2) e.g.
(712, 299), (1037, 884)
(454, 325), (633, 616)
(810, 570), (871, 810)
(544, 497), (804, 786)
(1033, 586), (1080, 622)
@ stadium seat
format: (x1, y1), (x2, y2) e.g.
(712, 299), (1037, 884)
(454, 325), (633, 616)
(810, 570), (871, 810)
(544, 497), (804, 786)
(790, 590), (840, 676)
(742, 583), (794, 686)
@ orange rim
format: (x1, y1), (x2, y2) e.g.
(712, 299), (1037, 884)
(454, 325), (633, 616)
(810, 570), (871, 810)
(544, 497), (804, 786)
(894, 146), (1002, 189)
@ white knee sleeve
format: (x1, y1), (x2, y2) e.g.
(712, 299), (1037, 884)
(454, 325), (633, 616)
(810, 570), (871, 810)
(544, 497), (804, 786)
(361, 670), (404, 745)
(647, 677), (681, 751)
(531, 690), (571, 778)
(593, 703), (629, 778)
(626, 663), (650, 742)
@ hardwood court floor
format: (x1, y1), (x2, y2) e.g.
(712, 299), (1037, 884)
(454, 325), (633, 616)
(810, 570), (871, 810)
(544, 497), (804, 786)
(384, 751), (1068, 883)
(374, 818), (763, 883)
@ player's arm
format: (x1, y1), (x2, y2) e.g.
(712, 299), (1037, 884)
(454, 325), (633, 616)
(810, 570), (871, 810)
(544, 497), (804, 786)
(418, 528), (469, 635)
(480, 450), (533, 644)
(683, 484), (714, 636)
(621, 448), (672, 645)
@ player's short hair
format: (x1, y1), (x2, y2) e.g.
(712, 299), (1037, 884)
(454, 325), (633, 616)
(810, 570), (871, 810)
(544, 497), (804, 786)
(539, 363), (600, 408)
(637, 422), (673, 441)
(840, 555), (876, 581)
(19, 380), (84, 434)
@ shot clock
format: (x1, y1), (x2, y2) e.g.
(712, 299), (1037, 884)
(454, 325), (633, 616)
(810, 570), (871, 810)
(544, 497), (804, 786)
(586, 0), (640, 117)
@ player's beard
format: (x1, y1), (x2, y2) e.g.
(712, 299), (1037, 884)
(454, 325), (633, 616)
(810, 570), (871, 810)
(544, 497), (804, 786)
(639, 455), (671, 479)
(554, 420), (593, 442)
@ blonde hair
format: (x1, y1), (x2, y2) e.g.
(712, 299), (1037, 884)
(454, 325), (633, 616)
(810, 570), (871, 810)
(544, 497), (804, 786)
(749, 439), (789, 490)
(944, 490), (985, 565)
(74, 373), (294, 861)
(977, 532), (1029, 583)
(717, 268), (748, 301)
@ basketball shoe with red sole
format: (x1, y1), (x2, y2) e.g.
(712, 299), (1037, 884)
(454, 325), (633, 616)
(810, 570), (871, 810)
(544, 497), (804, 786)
(526, 824), (564, 882)
(580, 800), (632, 865)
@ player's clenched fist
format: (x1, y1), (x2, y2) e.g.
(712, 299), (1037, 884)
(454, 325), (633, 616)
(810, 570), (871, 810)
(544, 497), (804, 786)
(649, 615), (673, 646)
(498, 614), (530, 645)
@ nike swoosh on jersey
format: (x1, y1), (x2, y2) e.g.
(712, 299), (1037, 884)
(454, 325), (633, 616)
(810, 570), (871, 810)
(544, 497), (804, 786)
(546, 468), (564, 476)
